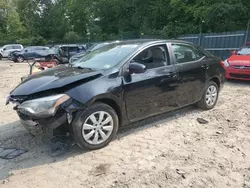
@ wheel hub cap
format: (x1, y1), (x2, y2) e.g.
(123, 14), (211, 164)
(82, 111), (114, 145)
(205, 85), (218, 106)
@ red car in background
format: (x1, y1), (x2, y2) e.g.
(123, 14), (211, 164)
(223, 42), (250, 80)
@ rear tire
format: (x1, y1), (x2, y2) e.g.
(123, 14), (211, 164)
(71, 102), (119, 150)
(197, 81), (219, 110)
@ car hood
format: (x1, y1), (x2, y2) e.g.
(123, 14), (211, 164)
(10, 65), (103, 96)
(228, 55), (250, 65)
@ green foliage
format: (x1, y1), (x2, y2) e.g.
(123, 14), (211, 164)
(0, 0), (249, 45)
(63, 31), (82, 43)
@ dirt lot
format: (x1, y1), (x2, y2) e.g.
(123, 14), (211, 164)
(0, 61), (250, 188)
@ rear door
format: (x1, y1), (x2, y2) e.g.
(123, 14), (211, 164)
(33, 47), (46, 58)
(169, 43), (207, 107)
(123, 43), (180, 121)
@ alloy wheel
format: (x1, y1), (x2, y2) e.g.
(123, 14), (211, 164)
(17, 56), (24, 63)
(205, 85), (218, 107)
(82, 111), (114, 145)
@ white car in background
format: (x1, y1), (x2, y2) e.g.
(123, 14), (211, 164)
(0, 44), (23, 60)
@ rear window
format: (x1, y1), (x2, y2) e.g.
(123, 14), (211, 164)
(13, 45), (22, 49)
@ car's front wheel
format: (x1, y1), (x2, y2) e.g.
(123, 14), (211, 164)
(71, 102), (119, 150)
(197, 81), (219, 110)
(17, 56), (24, 63)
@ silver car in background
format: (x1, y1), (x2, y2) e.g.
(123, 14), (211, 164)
(0, 44), (23, 60)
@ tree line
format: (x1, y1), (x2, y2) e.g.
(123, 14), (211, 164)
(0, 0), (249, 45)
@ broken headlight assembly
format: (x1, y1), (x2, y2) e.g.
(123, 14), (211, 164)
(17, 94), (70, 117)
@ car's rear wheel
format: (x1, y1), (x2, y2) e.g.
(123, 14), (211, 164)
(17, 56), (24, 63)
(197, 81), (219, 110)
(71, 102), (119, 150)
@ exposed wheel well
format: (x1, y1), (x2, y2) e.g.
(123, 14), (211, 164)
(210, 77), (220, 89)
(95, 98), (122, 125)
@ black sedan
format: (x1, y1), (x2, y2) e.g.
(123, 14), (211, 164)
(7, 40), (225, 150)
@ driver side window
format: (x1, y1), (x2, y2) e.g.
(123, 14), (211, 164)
(132, 45), (169, 69)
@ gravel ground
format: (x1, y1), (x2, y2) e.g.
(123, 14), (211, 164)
(0, 61), (250, 188)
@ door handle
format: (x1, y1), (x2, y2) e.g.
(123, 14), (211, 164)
(201, 64), (209, 70)
(169, 72), (178, 78)
(165, 72), (179, 79)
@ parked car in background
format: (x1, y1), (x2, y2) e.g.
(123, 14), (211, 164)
(7, 39), (225, 150)
(50, 44), (86, 64)
(51, 44), (86, 58)
(0, 44), (23, 60)
(223, 42), (250, 80)
(69, 41), (119, 64)
(11, 44), (86, 63)
(11, 46), (50, 62)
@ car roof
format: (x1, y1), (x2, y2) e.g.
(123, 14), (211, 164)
(25, 46), (48, 48)
(5, 44), (22, 46)
(53, 44), (83, 47)
(97, 39), (194, 48)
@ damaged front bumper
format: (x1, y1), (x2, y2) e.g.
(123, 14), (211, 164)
(8, 94), (85, 132)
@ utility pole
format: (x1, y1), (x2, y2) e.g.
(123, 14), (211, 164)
(173, 20), (177, 39)
(245, 20), (250, 43)
(199, 20), (205, 46)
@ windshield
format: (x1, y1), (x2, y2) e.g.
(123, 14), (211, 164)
(73, 43), (139, 70)
(237, 44), (250, 55)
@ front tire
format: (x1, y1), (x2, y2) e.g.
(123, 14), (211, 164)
(71, 102), (119, 150)
(0, 54), (2, 60)
(197, 81), (219, 110)
(17, 55), (24, 63)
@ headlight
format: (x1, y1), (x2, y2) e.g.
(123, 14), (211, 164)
(223, 59), (230, 67)
(18, 94), (70, 117)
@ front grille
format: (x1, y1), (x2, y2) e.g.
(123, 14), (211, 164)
(229, 73), (250, 79)
(231, 65), (250, 70)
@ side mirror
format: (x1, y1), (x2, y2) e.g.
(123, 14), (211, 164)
(129, 62), (146, 74)
(231, 50), (237, 55)
(3, 48), (6, 51)
(25, 50), (28, 52)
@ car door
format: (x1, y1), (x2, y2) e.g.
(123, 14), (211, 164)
(169, 43), (207, 107)
(123, 44), (180, 121)
(33, 47), (44, 58)
(23, 47), (34, 59)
